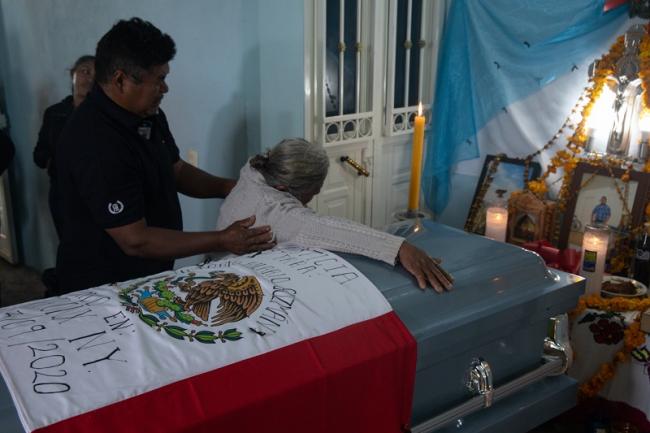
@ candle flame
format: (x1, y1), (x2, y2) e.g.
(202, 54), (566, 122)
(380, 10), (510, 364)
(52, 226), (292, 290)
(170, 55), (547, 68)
(418, 102), (422, 117)
(583, 232), (609, 250)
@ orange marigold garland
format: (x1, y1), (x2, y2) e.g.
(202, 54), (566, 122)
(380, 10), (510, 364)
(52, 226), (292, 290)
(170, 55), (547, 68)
(523, 27), (650, 398)
(527, 35), (628, 205)
(572, 294), (650, 398)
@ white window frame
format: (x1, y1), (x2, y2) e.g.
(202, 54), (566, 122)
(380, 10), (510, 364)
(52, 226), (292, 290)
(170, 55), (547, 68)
(307, 0), (377, 147)
(307, 0), (446, 144)
(384, 0), (446, 136)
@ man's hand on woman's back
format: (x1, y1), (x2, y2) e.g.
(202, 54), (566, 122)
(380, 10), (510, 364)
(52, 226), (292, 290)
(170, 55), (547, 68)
(218, 215), (276, 255)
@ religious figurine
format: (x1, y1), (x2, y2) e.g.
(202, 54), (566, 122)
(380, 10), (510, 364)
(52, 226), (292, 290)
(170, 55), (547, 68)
(507, 190), (557, 245)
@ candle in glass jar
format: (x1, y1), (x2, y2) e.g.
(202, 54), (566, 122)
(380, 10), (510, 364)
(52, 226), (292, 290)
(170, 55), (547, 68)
(580, 225), (610, 295)
(485, 207), (508, 242)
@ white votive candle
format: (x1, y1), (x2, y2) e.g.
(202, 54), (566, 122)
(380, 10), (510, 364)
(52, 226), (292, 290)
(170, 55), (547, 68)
(485, 207), (508, 242)
(580, 225), (610, 295)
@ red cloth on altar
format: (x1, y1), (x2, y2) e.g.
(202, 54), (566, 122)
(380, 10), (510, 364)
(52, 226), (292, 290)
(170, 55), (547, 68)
(522, 240), (581, 274)
(36, 312), (417, 433)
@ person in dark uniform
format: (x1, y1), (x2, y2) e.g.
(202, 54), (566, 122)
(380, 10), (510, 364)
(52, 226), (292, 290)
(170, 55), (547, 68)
(55, 18), (274, 294)
(0, 127), (13, 304)
(33, 55), (95, 237)
(0, 128), (14, 176)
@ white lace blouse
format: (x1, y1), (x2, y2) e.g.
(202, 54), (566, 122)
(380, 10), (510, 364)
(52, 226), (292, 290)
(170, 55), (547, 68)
(216, 162), (404, 265)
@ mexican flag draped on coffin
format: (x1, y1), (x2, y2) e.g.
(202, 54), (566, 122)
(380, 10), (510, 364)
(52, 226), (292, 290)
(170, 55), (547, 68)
(0, 245), (416, 433)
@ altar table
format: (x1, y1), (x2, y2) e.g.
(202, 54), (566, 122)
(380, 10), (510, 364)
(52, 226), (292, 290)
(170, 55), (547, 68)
(569, 307), (650, 430)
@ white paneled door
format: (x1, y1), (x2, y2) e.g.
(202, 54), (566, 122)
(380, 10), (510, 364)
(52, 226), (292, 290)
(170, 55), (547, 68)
(306, 0), (447, 228)
(315, 142), (370, 223)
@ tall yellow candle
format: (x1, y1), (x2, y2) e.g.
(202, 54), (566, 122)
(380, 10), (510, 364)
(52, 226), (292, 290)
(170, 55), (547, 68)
(408, 102), (425, 212)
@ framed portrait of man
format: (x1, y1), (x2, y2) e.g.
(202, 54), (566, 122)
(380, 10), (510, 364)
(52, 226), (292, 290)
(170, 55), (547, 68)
(559, 162), (650, 249)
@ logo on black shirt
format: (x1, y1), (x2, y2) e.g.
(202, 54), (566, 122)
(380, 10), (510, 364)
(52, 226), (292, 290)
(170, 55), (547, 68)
(108, 201), (125, 215)
(137, 120), (152, 140)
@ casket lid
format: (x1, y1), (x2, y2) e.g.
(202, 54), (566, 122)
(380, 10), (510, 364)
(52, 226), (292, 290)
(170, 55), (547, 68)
(341, 221), (583, 367)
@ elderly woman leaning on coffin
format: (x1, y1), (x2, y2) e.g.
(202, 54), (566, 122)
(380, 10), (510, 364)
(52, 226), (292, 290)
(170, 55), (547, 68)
(217, 138), (453, 292)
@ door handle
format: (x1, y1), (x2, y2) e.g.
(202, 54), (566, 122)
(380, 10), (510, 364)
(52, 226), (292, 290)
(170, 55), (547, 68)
(340, 156), (370, 177)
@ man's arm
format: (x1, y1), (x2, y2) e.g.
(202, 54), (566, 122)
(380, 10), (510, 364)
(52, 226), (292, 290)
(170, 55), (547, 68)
(106, 216), (274, 259)
(173, 159), (236, 199)
(33, 112), (52, 170)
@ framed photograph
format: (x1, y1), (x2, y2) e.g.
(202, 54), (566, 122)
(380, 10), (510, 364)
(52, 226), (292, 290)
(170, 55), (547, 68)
(558, 162), (650, 250)
(0, 172), (17, 263)
(465, 155), (542, 235)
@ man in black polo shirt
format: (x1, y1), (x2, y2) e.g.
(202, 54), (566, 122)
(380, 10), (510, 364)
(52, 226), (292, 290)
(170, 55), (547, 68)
(55, 18), (274, 293)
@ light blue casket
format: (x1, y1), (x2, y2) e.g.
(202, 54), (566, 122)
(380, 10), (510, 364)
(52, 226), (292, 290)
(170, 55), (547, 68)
(0, 221), (582, 432)
(340, 220), (582, 433)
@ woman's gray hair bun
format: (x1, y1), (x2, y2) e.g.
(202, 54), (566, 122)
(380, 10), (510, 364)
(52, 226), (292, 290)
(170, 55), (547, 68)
(250, 138), (329, 199)
(249, 151), (270, 170)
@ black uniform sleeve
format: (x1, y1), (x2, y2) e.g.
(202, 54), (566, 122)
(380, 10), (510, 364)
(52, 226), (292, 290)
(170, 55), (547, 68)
(33, 108), (54, 169)
(157, 110), (180, 163)
(71, 141), (145, 229)
(0, 130), (15, 175)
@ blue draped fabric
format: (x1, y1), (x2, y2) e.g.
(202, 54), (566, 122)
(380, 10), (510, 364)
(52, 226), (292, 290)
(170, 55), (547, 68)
(423, 0), (628, 215)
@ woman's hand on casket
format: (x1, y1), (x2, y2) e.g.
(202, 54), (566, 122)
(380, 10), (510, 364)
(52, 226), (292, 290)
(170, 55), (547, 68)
(218, 215), (276, 254)
(398, 242), (453, 293)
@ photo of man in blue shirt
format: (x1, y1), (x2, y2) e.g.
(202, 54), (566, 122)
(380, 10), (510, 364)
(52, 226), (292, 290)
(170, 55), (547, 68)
(591, 196), (611, 225)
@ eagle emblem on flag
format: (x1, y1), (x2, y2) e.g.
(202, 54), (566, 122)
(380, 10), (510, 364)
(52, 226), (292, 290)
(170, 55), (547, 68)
(180, 272), (264, 326)
(118, 271), (264, 344)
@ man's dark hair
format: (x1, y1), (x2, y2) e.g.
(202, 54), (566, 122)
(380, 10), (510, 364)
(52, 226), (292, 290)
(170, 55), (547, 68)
(95, 17), (176, 84)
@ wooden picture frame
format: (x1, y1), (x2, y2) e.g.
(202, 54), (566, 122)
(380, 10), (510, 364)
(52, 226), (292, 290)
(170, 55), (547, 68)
(465, 155), (542, 235)
(558, 162), (650, 250)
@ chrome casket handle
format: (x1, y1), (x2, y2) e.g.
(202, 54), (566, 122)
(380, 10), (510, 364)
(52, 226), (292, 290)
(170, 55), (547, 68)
(543, 313), (573, 375)
(413, 320), (571, 433)
(465, 357), (494, 408)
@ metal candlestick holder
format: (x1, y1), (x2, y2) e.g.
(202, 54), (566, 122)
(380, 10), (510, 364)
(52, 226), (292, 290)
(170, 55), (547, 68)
(387, 208), (433, 239)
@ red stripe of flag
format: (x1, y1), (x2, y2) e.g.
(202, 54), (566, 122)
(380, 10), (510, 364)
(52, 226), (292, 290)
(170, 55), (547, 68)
(36, 311), (416, 433)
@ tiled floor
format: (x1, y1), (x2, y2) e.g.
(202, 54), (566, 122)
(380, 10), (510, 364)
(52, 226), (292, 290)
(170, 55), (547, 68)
(0, 258), (45, 307)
